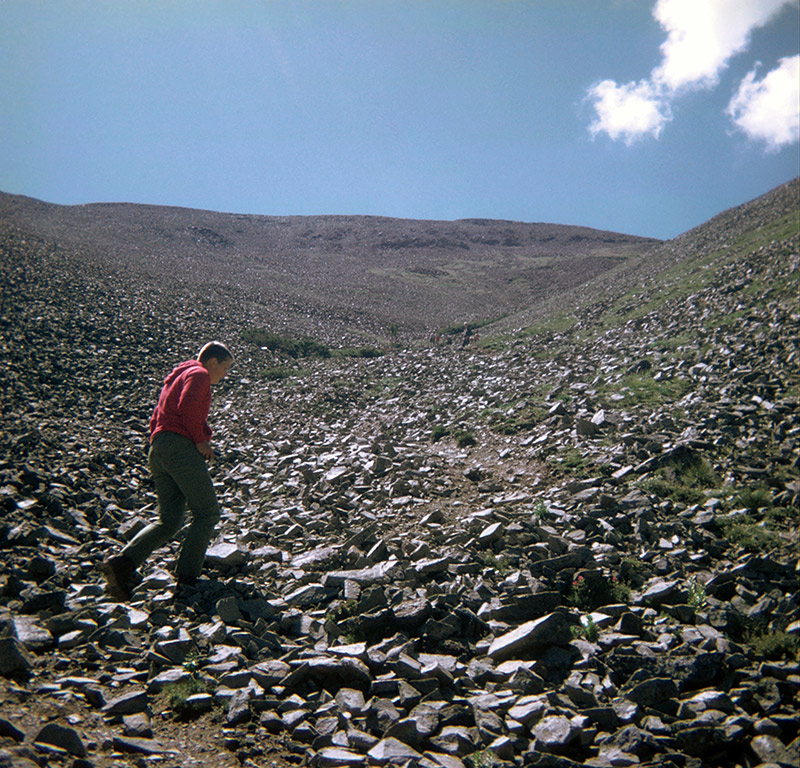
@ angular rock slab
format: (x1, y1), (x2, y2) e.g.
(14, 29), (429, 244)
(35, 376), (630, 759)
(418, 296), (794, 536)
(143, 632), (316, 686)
(488, 612), (570, 661)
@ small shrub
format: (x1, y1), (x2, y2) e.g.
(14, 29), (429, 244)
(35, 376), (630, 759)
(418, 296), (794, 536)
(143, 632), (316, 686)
(262, 366), (293, 381)
(532, 500), (547, 519)
(734, 485), (772, 512)
(478, 552), (511, 575)
(242, 328), (331, 358)
(467, 748), (506, 768)
(718, 516), (780, 551)
(571, 616), (600, 643)
(639, 452), (719, 504)
(568, 572), (629, 611)
(354, 346), (383, 358)
(745, 628), (799, 661)
(584, 616), (600, 642)
(431, 425), (449, 443)
(454, 428), (477, 448)
(164, 678), (214, 716)
(687, 576), (707, 609)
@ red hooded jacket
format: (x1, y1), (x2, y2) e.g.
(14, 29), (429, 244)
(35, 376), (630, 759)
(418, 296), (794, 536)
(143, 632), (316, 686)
(149, 360), (212, 445)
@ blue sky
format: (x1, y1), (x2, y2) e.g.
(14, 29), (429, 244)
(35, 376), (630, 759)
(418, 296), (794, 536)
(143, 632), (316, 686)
(1, 1), (797, 239)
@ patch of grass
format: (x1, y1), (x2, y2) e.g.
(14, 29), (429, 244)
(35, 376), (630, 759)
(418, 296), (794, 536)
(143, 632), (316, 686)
(438, 314), (510, 338)
(261, 365), (295, 381)
(366, 376), (401, 397)
(638, 451), (719, 505)
(242, 328), (332, 358)
(466, 748), (507, 768)
(550, 449), (590, 477)
(488, 402), (547, 435)
(478, 552), (511, 575)
(520, 312), (578, 338)
(734, 485), (773, 512)
(600, 371), (693, 408)
(453, 428), (477, 448)
(717, 515), (781, 551)
(163, 678), (215, 717)
(431, 425), (449, 443)
(744, 626), (800, 661)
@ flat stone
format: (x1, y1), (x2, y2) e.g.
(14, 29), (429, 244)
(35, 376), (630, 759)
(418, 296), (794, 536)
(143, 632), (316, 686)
(488, 612), (570, 661)
(111, 736), (168, 755)
(533, 715), (580, 751)
(205, 542), (248, 566)
(102, 688), (149, 716)
(312, 747), (367, 767)
(33, 723), (86, 757)
(367, 737), (423, 764)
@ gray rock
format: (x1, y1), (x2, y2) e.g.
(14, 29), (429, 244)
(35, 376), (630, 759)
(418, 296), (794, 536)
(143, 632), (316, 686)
(102, 688), (149, 716)
(226, 688), (252, 724)
(507, 695), (548, 725)
(250, 659), (292, 688)
(429, 725), (475, 756)
(216, 595), (242, 623)
(111, 735), (168, 755)
(122, 713), (152, 738)
(533, 715), (580, 752)
(0, 637), (31, 678)
(205, 542), (248, 567)
(750, 734), (792, 764)
(311, 747), (367, 767)
(625, 677), (678, 713)
(0, 718), (24, 742)
(488, 612), (570, 660)
(11, 617), (53, 651)
(33, 722), (86, 757)
(367, 736), (423, 764)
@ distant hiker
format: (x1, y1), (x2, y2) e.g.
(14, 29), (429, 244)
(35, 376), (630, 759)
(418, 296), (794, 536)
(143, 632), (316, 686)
(460, 322), (472, 348)
(101, 341), (234, 601)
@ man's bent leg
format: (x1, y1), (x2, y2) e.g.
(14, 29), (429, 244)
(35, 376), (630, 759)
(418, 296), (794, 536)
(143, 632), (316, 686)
(121, 437), (187, 567)
(150, 432), (220, 582)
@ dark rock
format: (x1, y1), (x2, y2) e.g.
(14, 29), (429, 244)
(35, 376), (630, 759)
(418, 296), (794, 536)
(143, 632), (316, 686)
(33, 722), (86, 757)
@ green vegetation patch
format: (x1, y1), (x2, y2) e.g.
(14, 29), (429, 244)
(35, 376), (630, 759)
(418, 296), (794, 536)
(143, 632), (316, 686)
(568, 572), (630, 611)
(163, 678), (216, 718)
(549, 448), (591, 478)
(717, 515), (781, 552)
(638, 451), (719, 505)
(242, 328), (331, 358)
(243, 328), (384, 360)
(487, 402), (547, 435)
(599, 371), (693, 408)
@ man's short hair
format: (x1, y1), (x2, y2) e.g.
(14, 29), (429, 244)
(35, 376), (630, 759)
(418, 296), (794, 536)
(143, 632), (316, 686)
(198, 341), (233, 364)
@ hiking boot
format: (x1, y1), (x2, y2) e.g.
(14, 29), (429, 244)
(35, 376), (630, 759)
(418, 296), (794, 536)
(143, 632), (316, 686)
(100, 555), (138, 602)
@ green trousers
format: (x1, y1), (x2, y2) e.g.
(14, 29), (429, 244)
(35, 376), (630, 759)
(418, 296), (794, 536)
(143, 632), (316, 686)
(122, 431), (220, 580)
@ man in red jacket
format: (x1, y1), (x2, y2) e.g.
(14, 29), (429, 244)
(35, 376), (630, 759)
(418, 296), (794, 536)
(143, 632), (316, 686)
(101, 341), (234, 601)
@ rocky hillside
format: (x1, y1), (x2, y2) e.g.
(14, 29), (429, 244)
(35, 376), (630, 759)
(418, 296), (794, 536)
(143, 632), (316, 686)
(0, 191), (656, 346)
(0, 179), (798, 768)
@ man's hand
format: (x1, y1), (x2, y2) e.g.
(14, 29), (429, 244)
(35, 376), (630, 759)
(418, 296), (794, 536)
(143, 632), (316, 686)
(196, 441), (214, 461)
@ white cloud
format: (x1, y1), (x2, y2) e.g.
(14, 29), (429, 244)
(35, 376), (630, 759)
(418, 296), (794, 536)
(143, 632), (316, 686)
(727, 55), (800, 151)
(653, 0), (792, 91)
(586, 0), (797, 143)
(587, 79), (669, 144)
